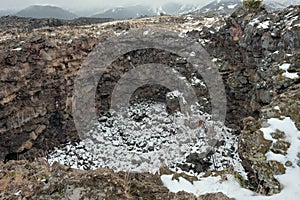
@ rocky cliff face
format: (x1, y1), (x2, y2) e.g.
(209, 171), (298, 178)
(191, 6), (300, 194)
(0, 15), (214, 162)
(1, 25), (100, 161)
(189, 5), (300, 127)
(0, 5), (299, 199)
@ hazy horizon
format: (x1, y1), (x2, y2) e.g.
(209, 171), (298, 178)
(0, 0), (215, 11)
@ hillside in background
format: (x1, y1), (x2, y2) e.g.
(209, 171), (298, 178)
(92, 5), (156, 19)
(91, 3), (200, 19)
(91, 0), (300, 19)
(15, 5), (77, 20)
(188, 0), (294, 16)
(3, 0), (300, 20)
(0, 10), (15, 17)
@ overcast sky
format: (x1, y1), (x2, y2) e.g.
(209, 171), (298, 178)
(0, 0), (214, 11)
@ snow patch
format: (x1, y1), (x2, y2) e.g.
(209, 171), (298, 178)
(114, 30), (128, 36)
(48, 101), (238, 174)
(274, 106), (280, 110)
(279, 63), (299, 79)
(162, 117), (300, 199)
(11, 47), (22, 51)
(249, 18), (260, 26)
(257, 21), (270, 29)
(228, 4), (238, 9)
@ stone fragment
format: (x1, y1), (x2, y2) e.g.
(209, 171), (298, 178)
(271, 140), (291, 155)
(17, 140), (33, 152)
(270, 130), (286, 139)
(198, 192), (233, 200)
(285, 161), (293, 167)
(268, 160), (286, 175)
(166, 91), (181, 115)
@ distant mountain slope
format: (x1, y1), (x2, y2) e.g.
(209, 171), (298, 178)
(265, 0), (287, 10)
(92, 3), (200, 20)
(188, 0), (293, 16)
(152, 2), (199, 15)
(282, 0), (300, 5)
(15, 5), (77, 20)
(188, 0), (242, 16)
(0, 10), (15, 17)
(92, 5), (156, 20)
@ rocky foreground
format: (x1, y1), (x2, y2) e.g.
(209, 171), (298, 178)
(0, 5), (300, 200)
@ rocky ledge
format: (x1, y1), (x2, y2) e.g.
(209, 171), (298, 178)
(1, 5), (300, 200)
(0, 160), (200, 200)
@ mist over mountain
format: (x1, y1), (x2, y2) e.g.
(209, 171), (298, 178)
(1, 0), (299, 20)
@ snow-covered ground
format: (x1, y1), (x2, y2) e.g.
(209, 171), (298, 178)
(48, 100), (245, 175)
(48, 99), (300, 199)
(161, 116), (300, 200)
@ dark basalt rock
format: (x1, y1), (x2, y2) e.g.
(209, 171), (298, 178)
(0, 5), (299, 197)
(177, 151), (214, 173)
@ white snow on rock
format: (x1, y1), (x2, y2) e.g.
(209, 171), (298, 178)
(283, 70), (299, 79)
(14, 191), (22, 196)
(166, 90), (183, 98)
(249, 18), (260, 26)
(114, 30), (128, 36)
(11, 47), (22, 51)
(273, 106), (280, 110)
(162, 117), (300, 199)
(178, 30), (188, 38)
(279, 63), (299, 79)
(218, 6), (224, 11)
(279, 63), (291, 71)
(228, 4), (238, 9)
(261, 117), (300, 164)
(161, 174), (254, 199)
(204, 17), (216, 22)
(48, 101), (245, 177)
(257, 21), (270, 29)
(191, 77), (206, 87)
